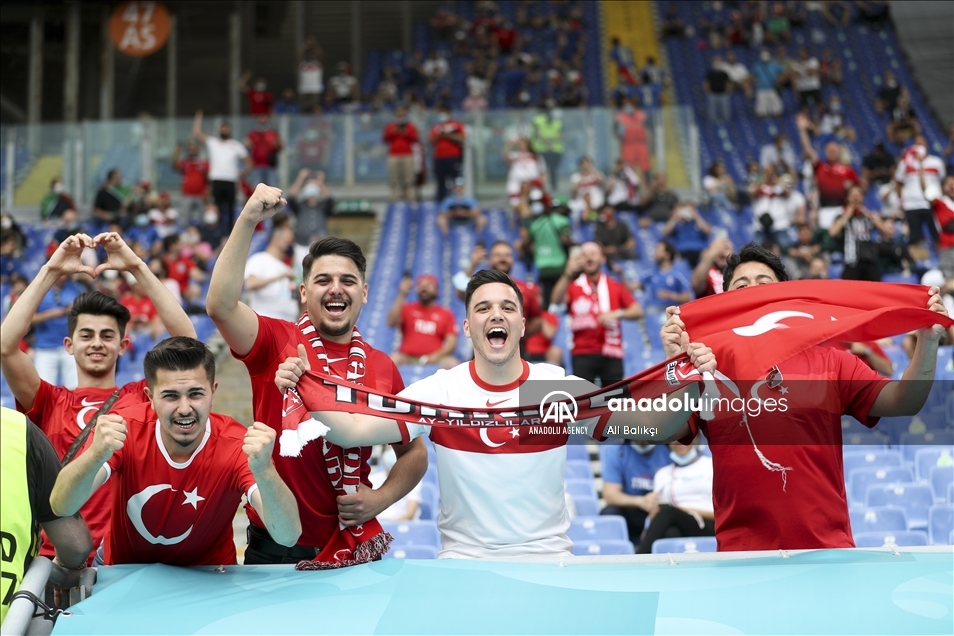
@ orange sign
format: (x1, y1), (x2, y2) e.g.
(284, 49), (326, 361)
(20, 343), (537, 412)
(110, 1), (171, 57)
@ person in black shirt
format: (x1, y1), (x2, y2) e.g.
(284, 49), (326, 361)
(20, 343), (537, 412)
(92, 169), (127, 233)
(875, 70), (902, 114)
(862, 142), (896, 186)
(594, 205), (636, 263)
(704, 57), (731, 123)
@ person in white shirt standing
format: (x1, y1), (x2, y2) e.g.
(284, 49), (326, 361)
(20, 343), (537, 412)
(192, 110), (250, 230)
(244, 219), (300, 323)
(635, 439), (714, 553)
(276, 269), (716, 559)
(895, 135), (946, 254)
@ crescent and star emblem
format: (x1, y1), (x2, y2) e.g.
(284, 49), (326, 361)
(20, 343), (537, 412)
(127, 484), (202, 545)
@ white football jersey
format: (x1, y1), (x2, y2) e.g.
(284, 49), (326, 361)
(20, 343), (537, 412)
(399, 361), (593, 559)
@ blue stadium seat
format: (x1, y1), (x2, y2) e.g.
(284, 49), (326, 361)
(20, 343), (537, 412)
(566, 444), (590, 462)
(572, 540), (635, 556)
(842, 431), (889, 448)
(384, 545), (439, 559)
(899, 432), (954, 462)
(418, 482), (439, 521)
(843, 450), (902, 477)
(573, 498), (600, 517)
(651, 536), (718, 554)
(565, 460), (593, 481)
(927, 504), (953, 545)
(567, 516), (628, 543)
(422, 465), (438, 487)
(929, 466), (954, 502)
(914, 448), (954, 481)
(850, 507), (907, 534)
(853, 531), (928, 548)
(848, 467), (914, 505)
(865, 483), (935, 529)
(565, 479), (597, 502)
(381, 520), (441, 547)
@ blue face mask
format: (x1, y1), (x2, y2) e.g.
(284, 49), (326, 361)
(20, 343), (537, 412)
(670, 448), (698, 466)
(135, 214), (150, 227)
(631, 442), (656, 455)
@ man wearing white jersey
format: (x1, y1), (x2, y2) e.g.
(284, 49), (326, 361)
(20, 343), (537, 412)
(895, 135), (946, 251)
(276, 269), (716, 559)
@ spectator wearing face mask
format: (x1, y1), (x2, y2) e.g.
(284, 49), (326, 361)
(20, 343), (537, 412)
(519, 196), (573, 308)
(239, 71), (275, 115)
(504, 137), (544, 212)
(751, 48), (784, 119)
(896, 135), (947, 254)
(605, 159), (643, 213)
(615, 98), (651, 174)
(818, 96), (855, 142)
(245, 114), (283, 188)
(243, 221), (300, 323)
(0, 233), (24, 284)
(286, 169), (332, 250)
(172, 140), (209, 227)
(125, 208), (162, 257)
(437, 177), (486, 237)
(197, 206), (227, 256)
(39, 178), (75, 221)
(875, 70), (904, 114)
(531, 101), (565, 190)
(297, 36), (323, 112)
(328, 62), (359, 108)
(192, 110), (250, 230)
(599, 441), (672, 548)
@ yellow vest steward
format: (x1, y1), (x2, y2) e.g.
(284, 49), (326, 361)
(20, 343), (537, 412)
(1, 407), (36, 623)
(531, 114), (564, 153)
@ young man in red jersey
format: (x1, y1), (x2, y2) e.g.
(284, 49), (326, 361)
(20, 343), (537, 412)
(50, 337), (300, 565)
(207, 184), (426, 564)
(661, 243), (949, 551)
(0, 232), (195, 562)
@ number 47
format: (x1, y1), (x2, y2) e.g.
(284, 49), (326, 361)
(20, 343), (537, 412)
(122, 1), (155, 24)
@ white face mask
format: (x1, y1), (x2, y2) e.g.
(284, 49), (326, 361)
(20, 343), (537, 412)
(203, 211), (219, 225)
(302, 184), (321, 199)
(53, 182), (65, 194)
(670, 447), (699, 466)
(438, 113), (450, 122)
(0, 218), (11, 230)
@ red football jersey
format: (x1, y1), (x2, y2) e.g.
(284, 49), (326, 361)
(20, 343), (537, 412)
(163, 255), (196, 292)
(178, 158), (209, 196)
(683, 346), (890, 551)
(933, 196), (954, 250)
(815, 161), (860, 207)
(566, 275), (635, 356)
(398, 302), (459, 357)
(101, 404), (256, 566)
(19, 379), (149, 560)
(120, 293), (158, 328)
(235, 314), (404, 546)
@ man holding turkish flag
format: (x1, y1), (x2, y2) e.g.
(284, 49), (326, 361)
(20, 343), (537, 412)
(661, 243), (952, 551)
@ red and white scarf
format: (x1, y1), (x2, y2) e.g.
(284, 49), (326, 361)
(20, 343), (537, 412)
(570, 273), (624, 358)
(282, 313), (392, 570)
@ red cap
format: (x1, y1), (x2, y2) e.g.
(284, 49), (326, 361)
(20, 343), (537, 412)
(417, 274), (438, 287)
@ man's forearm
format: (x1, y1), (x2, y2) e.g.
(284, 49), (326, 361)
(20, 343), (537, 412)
(251, 464), (302, 547)
(131, 260), (195, 338)
(386, 293), (407, 327)
(550, 272), (573, 306)
(312, 410), (404, 447)
(376, 440), (427, 510)
(1, 266), (58, 354)
(51, 452), (107, 517)
(207, 215), (257, 318)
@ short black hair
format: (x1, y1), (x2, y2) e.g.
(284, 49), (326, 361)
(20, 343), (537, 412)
(143, 337), (216, 387)
(106, 169), (119, 181)
(67, 291), (131, 338)
(162, 234), (180, 252)
(464, 269), (524, 312)
(301, 236), (367, 280)
(722, 242), (790, 291)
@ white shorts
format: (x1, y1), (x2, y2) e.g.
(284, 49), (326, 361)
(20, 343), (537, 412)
(755, 89), (783, 117)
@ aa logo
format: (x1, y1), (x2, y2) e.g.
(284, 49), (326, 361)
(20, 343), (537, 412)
(539, 391), (578, 424)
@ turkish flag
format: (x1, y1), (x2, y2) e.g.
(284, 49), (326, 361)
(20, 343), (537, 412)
(678, 280), (953, 380)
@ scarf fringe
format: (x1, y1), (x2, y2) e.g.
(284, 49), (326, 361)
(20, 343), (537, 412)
(279, 417), (331, 457)
(294, 532), (394, 570)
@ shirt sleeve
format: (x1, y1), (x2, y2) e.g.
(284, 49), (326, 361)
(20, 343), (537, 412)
(235, 142), (249, 159)
(18, 379), (55, 429)
(232, 313), (283, 377)
(833, 347), (893, 428)
(893, 160), (905, 183)
(616, 281), (636, 309)
(599, 445), (624, 486)
(27, 418), (63, 523)
(396, 378), (438, 443)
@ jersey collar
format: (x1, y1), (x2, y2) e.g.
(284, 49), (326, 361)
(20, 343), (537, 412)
(468, 359), (530, 393)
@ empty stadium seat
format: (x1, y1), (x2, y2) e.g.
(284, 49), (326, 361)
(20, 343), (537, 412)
(651, 537), (718, 554)
(566, 444), (590, 462)
(418, 482), (440, 521)
(853, 531), (928, 548)
(843, 450), (902, 477)
(572, 540), (635, 556)
(865, 483), (935, 529)
(850, 507), (908, 534)
(899, 432), (954, 462)
(848, 467), (914, 505)
(384, 545), (439, 559)
(927, 504), (953, 545)
(573, 498), (600, 517)
(565, 479), (598, 502)
(565, 460), (594, 481)
(914, 448), (954, 481)
(929, 466), (954, 502)
(381, 520), (441, 547)
(567, 516), (628, 543)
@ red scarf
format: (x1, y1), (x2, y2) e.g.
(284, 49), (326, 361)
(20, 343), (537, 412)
(283, 314), (392, 570)
(569, 272), (625, 358)
(282, 354), (714, 443)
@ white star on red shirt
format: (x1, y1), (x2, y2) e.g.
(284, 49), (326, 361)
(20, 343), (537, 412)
(182, 487), (205, 509)
(509, 427), (520, 438)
